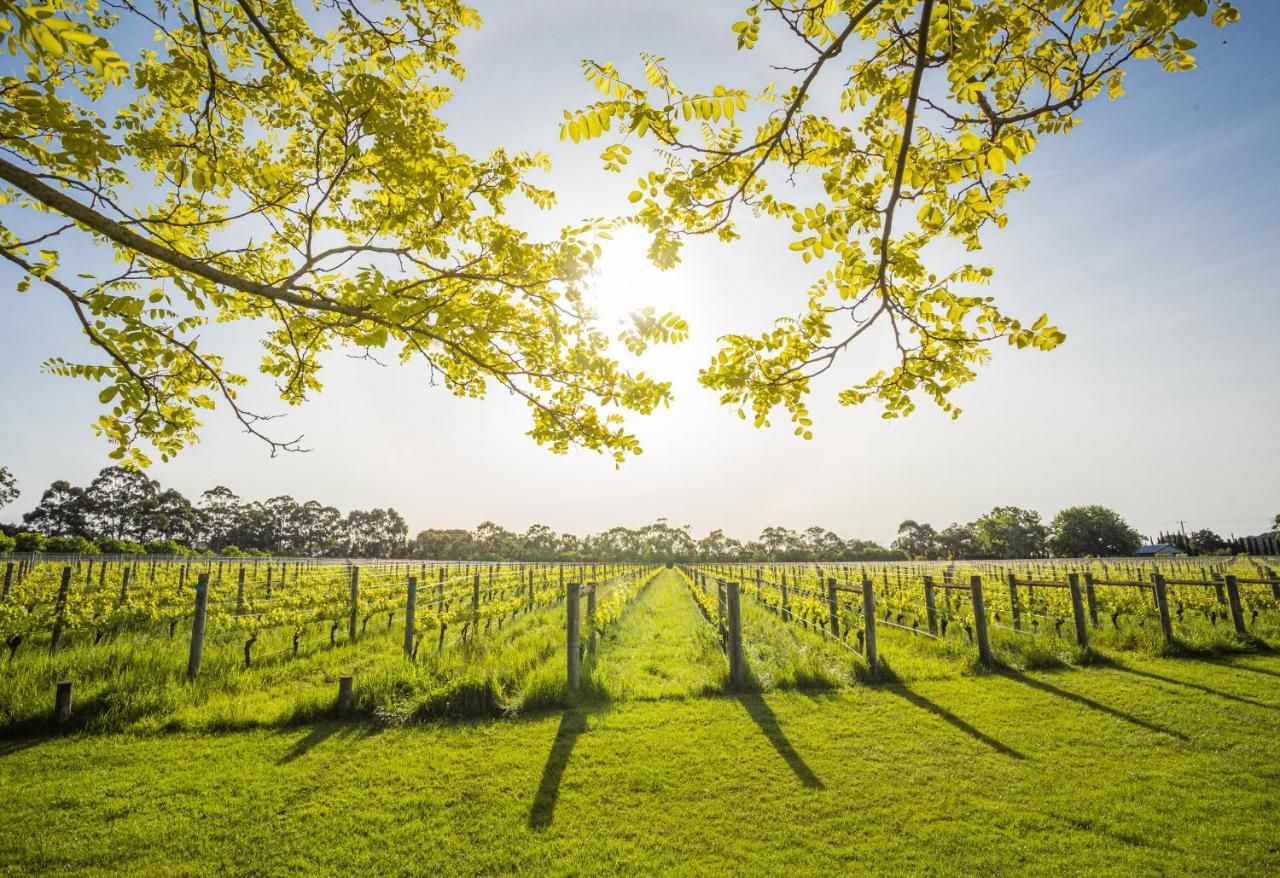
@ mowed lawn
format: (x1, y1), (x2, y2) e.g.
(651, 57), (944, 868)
(1, 573), (1278, 875)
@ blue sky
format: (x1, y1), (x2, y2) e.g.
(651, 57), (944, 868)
(0, 1), (1276, 544)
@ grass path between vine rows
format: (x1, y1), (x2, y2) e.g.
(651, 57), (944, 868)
(2, 569), (1279, 876)
(586, 567), (726, 700)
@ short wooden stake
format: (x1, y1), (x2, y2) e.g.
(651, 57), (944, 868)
(1006, 572), (1021, 631)
(1068, 573), (1089, 649)
(970, 575), (992, 667)
(336, 674), (353, 714)
(923, 575), (938, 635)
(404, 576), (417, 659)
(586, 582), (598, 654)
(348, 566), (360, 643)
(187, 573), (210, 681)
(826, 577), (840, 639)
(566, 583), (581, 693)
(55, 680), (72, 725)
(1223, 575), (1247, 635)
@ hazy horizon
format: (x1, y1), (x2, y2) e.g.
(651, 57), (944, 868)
(1, 1), (1276, 546)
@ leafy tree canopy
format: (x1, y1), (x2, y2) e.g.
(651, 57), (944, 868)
(0, 0), (683, 467)
(0, 0), (1241, 464)
(1048, 504), (1141, 557)
(570, 0), (1238, 431)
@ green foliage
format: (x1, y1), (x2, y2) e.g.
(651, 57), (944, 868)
(0, 0), (679, 467)
(94, 537), (145, 555)
(1050, 505), (1142, 557)
(0, 466), (17, 508)
(44, 534), (97, 554)
(973, 506), (1048, 558)
(12, 531), (45, 553)
(143, 539), (187, 555)
(570, 0), (1240, 431)
(0, 532), (14, 554)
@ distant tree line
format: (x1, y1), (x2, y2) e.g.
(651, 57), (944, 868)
(890, 505), (1280, 559)
(409, 522), (907, 564)
(0, 466), (408, 558)
(0, 466), (1273, 561)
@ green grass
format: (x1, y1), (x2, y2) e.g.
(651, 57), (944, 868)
(2, 570), (1278, 875)
(1, 652), (1277, 875)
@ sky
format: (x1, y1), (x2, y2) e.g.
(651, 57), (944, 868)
(0, 1), (1277, 545)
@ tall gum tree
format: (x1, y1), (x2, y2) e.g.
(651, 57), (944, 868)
(566, 0), (1239, 434)
(0, 0), (686, 467)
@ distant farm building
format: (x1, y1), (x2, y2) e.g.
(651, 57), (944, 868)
(1136, 543), (1187, 557)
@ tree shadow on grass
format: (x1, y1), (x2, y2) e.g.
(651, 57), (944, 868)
(736, 690), (824, 789)
(999, 670), (1189, 742)
(1109, 663), (1277, 711)
(885, 685), (1025, 760)
(528, 708), (588, 829)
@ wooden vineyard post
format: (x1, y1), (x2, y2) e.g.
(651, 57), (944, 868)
(826, 577), (840, 639)
(336, 675), (353, 715)
(1223, 575), (1247, 636)
(726, 581), (743, 689)
(861, 576), (877, 672)
(118, 566), (131, 608)
(586, 583), (598, 655)
(404, 576), (417, 659)
(923, 575), (938, 635)
(348, 566), (360, 643)
(970, 575), (992, 668)
(1083, 572), (1100, 627)
(471, 573), (481, 624)
(55, 680), (72, 725)
(780, 572), (789, 619)
(1006, 572), (1021, 631)
(566, 583), (581, 693)
(1152, 574), (1174, 646)
(1211, 573), (1227, 606)
(2, 560), (13, 601)
(717, 581), (726, 642)
(235, 565), (246, 613)
(1067, 573), (1089, 649)
(187, 573), (210, 681)
(49, 566), (72, 655)
(527, 568), (535, 612)
(438, 567), (446, 613)
(1268, 569), (1280, 600)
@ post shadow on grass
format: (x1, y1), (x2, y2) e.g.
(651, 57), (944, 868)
(1108, 663), (1278, 711)
(998, 669), (1189, 742)
(528, 708), (588, 829)
(1207, 658), (1280, 680)
(276, 721), (377, 765)
(735, 690), (825, 788)
(0, 736), (48, 758)
(885, 684), (1025, 760)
